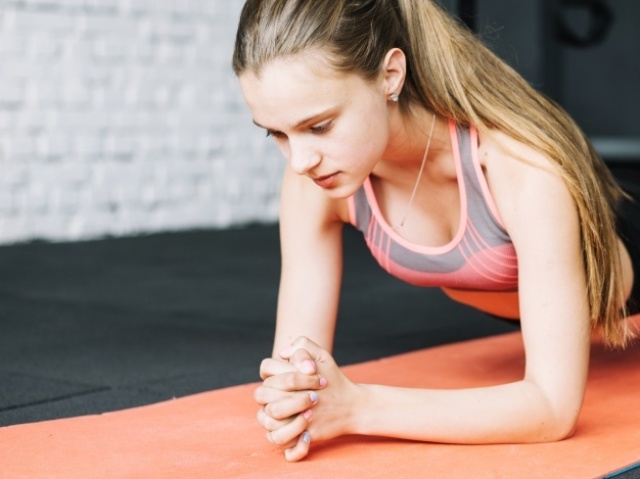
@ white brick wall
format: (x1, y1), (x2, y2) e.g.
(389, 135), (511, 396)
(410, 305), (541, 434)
(0, 0), (283, 244)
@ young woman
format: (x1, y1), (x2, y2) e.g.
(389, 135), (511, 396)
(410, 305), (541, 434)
(232, 0), (637, 462)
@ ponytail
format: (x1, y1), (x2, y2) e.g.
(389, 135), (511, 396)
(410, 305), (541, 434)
(394, 0), (630, 346)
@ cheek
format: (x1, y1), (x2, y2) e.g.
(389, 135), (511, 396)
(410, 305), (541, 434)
(350, 119), (389, 166)
(329, 136), (385, 179)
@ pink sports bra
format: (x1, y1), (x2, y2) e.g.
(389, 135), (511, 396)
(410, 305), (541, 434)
(347, 120), (519, 292)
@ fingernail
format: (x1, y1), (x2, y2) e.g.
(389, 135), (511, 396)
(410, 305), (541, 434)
(302, 431), (311, 443)
(319, 376), (328, 388)
(303, 409), (313, 422)
(310, 391), (319, 404)
(302, 360), (316, 374)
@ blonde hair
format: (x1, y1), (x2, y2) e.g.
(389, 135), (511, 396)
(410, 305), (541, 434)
(233, 0), (631, 346)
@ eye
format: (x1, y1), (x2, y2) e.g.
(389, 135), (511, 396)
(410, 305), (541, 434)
(310, 121), (332, 134)
(266, 130), (287, 139)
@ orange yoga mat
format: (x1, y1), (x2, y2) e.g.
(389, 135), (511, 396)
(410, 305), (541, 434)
(2, 317), (640, 479)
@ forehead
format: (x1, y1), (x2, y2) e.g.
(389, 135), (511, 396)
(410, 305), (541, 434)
(239, 52), (377, 126)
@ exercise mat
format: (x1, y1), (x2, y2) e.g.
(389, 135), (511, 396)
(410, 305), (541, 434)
(2, 316), (640, 479)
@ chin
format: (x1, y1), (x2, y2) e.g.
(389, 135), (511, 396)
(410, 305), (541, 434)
(318, 182), (360, 200)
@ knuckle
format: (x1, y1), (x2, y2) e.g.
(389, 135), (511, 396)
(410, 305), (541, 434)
(273, 435), (287, 446)
(259, 358), (270, 376)
(265, 403), (279, 419)
(253, 387), (265, 403)
(283, 374), (297, 390)
(270, 430), (287, 446)
(263, 416), (276, 431)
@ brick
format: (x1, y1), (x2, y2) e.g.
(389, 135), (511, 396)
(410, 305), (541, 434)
(55, 110), (112, 131)
(92, 37), (128, 62)
(0, 35), (26, 57)
(9, 10), (75, 32)
(51, 186), (82, 213)
(36, 135), (71, 159)
(0, 81), (26, 107)
(104, 134), (136, 160)
(82, 0), (119, 15)
(148, 18), (195, 43)
(61, 80), (91, 106)
(4, 135), (37, 160)
(27, 213), (70, 241)
(0, 111), (15, 131)
(0, 162), (28, 185)
(24, 0), (64, 10)
(15, 110), (50, 130)
(0, 190), (17, 215)
(74, 135), (103, 157)
(30, 81), (62, 106)
(77, 14), (136, 38)
(25, 184), (50, 215)
(27, 35), (64, 62)
(0, 217), (32, 244)
(60, 163), (91, 184)
(61, 0), (85, 9)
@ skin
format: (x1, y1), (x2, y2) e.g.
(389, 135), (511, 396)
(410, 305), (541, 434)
(239, 49), (634, 462)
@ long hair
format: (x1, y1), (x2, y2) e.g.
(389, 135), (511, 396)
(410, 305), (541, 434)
(232, 0), (631, 346)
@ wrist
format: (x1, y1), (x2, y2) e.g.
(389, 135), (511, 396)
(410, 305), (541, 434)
(347, 383), (374, 435)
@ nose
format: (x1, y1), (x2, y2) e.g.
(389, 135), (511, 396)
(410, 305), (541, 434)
(288, 139), (321, 176)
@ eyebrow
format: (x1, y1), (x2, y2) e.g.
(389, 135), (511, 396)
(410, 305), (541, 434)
(252, 108), (335, 131)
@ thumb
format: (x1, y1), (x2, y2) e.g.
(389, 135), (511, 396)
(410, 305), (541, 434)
(279, 336), (328, 362)
(280, 338), (335, 386)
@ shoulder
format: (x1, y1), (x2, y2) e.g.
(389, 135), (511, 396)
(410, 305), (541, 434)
(475, 128), (576, 238)
(477, 128), (560, 189)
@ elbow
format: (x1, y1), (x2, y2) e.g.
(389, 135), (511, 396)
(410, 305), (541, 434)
(542, 419), (577, 442)
(524, 379), (584, 443)
(534, 407), (581, 442)
(519, 417), (576, 443)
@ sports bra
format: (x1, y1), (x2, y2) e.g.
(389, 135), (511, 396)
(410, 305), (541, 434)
(347, 120), (519, 292)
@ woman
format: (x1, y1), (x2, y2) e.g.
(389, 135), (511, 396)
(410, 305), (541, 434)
(232, 0), (636, 462)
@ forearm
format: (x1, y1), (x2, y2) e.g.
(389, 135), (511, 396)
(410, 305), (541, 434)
(351, 380), (580, 444)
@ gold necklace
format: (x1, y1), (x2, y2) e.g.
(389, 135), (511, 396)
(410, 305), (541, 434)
(394, 111), (437, 230)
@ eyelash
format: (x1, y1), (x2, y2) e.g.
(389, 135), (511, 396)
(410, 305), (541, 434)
(265, 122), (332, 139)
(310, 122), (331, 134)
(266, 130), (285, 139)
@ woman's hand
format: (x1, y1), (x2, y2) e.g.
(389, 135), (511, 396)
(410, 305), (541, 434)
(254, 354), (324, 459)
(257, 337), (363, 461)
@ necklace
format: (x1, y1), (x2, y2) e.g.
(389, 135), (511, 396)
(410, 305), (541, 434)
(394, 111), (437, 230)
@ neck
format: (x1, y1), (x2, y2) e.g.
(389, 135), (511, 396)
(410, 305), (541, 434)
(374, 107), (450, 184)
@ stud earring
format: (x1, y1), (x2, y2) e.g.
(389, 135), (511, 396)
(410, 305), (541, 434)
(389, 92), (399, 102)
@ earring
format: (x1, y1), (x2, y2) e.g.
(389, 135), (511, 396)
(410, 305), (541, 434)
(389, 92), (399, 102)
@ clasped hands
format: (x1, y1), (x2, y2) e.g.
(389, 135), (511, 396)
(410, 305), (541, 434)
(254, 337), (360, 462)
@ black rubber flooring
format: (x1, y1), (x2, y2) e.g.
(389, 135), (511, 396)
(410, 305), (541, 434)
(0, 222), (522, 427)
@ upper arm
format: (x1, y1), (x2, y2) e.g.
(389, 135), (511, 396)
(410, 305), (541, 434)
(483, 133), (591, 433)
(272, 165), (347, 357)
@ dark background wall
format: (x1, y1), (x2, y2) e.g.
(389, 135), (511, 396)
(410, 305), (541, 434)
(441, 0), (640, 138)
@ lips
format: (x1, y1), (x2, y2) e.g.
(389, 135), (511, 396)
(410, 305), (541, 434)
(312, 173), (338, 188)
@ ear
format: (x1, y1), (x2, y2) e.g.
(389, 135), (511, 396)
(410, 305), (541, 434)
(381, 48), (407, 98)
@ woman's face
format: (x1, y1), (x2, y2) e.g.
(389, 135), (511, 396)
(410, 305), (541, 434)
(239, 53), (393, 198)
